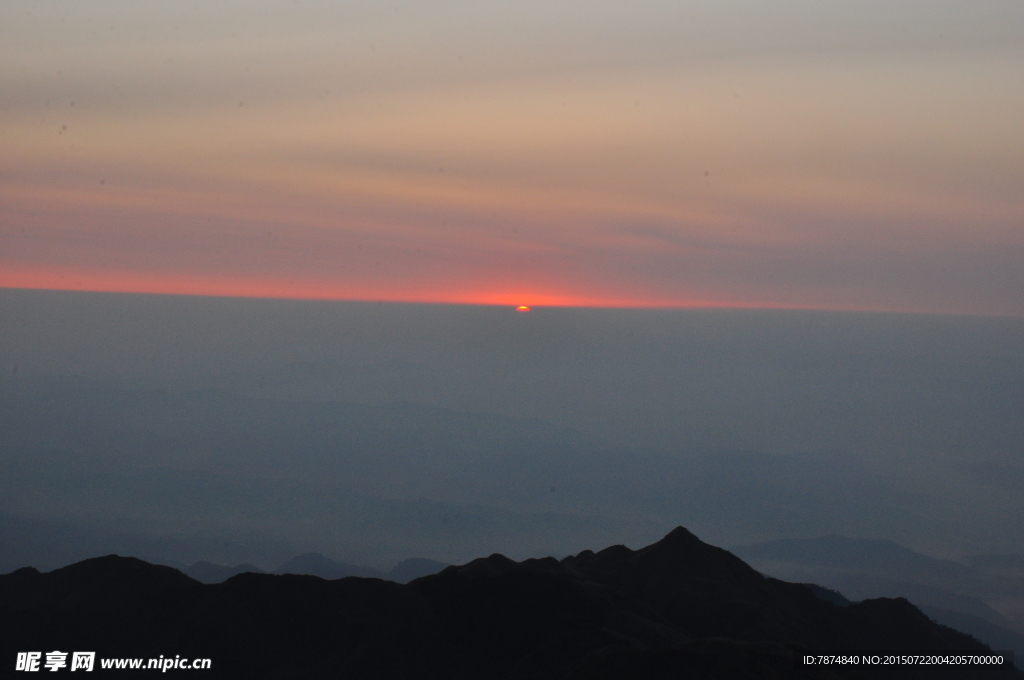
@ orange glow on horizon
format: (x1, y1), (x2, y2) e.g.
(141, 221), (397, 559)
(0, 265), (941, 314)
(0, 267), (702, 308)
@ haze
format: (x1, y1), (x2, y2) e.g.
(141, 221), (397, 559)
(0, 289), (1020, 573)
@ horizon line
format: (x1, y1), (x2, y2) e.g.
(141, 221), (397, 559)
(2, 284), (1019, 320)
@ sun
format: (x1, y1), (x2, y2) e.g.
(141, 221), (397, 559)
(515, 306), (531, 312)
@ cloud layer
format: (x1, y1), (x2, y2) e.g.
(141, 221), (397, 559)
(2, 0), (1022, 314)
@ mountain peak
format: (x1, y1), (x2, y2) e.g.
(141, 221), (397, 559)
(563, 527), (767, 609)
(659, 525), (702, 545)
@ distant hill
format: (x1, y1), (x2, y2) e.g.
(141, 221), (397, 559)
(732, 536), (978, 581)
(184, 554), (449, 584)
(183, 561), (266, 584)
(733, 535), (1024, 667)
(388, 557), (450, 583)
(1, 528), (1017, 679)
(968, 555), (1024, 581)
(273, 553), (384, 580)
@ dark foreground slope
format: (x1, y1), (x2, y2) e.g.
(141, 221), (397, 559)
(1, 528), (1017, 679)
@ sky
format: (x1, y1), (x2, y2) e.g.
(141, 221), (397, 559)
(2, 0), (1023, 314)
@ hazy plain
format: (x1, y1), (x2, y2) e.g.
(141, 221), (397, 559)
(2, 288), (1021, 572)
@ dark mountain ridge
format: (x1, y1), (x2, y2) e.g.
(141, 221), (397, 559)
(2, 528), (1016, 679)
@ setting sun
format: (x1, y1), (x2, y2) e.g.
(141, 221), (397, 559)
(515, 306), (531, 312)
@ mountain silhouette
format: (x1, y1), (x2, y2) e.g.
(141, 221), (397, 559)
(2, 528), (1017, 679)
(1, 555), (198, 610)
